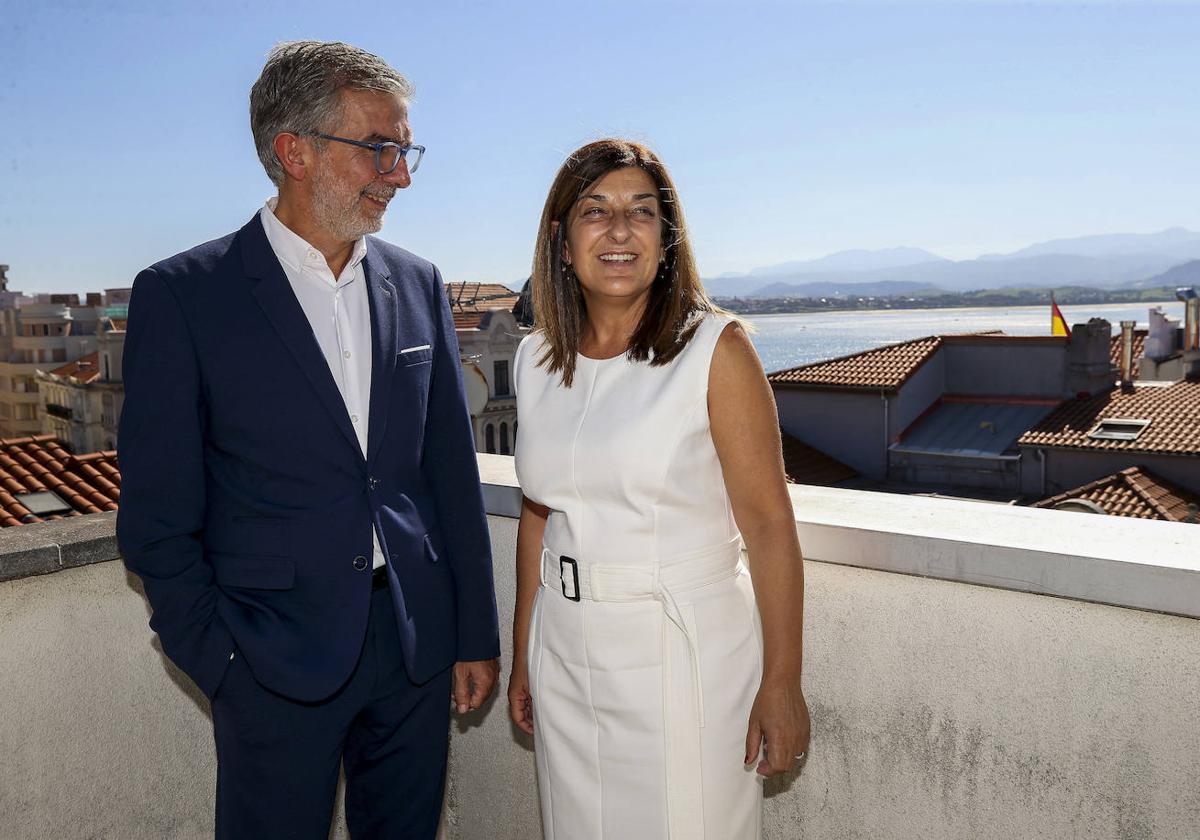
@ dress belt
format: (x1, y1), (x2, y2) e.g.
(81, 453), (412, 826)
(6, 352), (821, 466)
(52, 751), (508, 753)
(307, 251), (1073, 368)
(540, 534), (745, 840)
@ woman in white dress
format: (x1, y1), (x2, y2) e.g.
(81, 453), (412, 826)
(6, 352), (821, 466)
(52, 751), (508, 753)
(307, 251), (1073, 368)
(508, 138), (810, 840)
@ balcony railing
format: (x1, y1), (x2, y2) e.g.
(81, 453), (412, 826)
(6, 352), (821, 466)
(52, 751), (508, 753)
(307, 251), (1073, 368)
(0, 456), (1197, 839)
(44, 402), (73, 420)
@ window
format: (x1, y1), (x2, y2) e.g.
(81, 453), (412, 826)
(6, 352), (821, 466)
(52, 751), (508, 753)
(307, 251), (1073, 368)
(1087, 418), (1150, 442)
(484, 424), (495, 454)
(52, 348), (66, 363)
(493, 360), (511, 398)
(500, 422), (510, 455)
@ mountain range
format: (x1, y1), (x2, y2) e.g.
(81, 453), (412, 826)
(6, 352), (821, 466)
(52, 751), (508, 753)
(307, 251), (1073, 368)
(704, 228), (1200, 299)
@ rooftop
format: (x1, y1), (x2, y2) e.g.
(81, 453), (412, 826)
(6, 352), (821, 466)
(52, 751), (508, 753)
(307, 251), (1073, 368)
(1032, 466), (1200, 523)
(0, 435), (119, 526)
(767, 335), (943, 391)
(894, 395), (1060, 457)
(446, 282), (521, 330)
(47, 350), (101, 384)
(766, 332), (1062, 392)
(1018, 379), (1200, 457)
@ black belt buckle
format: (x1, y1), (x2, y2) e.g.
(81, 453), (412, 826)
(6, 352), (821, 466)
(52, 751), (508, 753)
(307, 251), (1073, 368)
(559, 556), (581, 602)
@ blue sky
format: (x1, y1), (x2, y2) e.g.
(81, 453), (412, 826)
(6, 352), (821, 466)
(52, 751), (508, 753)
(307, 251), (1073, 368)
(3, 1), (1199, 293)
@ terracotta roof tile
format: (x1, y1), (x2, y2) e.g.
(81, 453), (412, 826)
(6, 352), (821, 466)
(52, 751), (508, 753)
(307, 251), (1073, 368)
(0, 436), (119, 526)
(767, 336), (944, 391)
(1018, 380), (1200, 457)
(48, 351), (101, 384)
(1032, 466), (1200, 522)
(767, 332), (1075, 392)
(780, 430), (858, 485)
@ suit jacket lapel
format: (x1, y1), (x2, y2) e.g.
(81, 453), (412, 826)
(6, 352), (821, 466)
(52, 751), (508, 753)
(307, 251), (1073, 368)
(239, 216), (363, 463)
(364, 241), (397, 465)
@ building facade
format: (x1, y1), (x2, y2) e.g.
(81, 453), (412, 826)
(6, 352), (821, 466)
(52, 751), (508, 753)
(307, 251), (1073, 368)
(447, 283), (528, 454)
(0, 267), (130, 444)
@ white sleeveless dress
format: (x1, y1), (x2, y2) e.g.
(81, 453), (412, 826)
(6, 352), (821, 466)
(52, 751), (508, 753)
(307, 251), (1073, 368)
(514, 313), (764, 840)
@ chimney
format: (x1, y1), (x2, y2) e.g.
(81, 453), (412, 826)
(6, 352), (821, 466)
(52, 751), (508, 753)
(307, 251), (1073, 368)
(1119, 320), (1136, 388)
(1179, 288), (1199, 352)
(1066, 318), (1114, 396)
(1178, 287), (1200, 379)
(0, 265), (8, 291)
(86, 292), (102, 307)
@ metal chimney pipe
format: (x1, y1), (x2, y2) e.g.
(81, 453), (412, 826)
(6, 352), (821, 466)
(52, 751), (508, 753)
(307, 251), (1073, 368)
(1119, 320), (1136, 385)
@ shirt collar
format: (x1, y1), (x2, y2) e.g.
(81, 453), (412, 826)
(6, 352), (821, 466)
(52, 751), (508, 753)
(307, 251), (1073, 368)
(259, 197), (368, 277)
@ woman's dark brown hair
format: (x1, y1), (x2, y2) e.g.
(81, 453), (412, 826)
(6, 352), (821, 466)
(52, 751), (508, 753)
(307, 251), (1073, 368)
(531, 138), (731, 387)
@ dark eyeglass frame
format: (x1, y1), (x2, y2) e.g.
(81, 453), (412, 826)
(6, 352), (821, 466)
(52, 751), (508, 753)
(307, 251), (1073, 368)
(310, 133), (424, 175)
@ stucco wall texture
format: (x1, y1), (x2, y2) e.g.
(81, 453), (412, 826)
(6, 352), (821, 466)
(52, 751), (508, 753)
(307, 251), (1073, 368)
(2, 514), (1198, 839)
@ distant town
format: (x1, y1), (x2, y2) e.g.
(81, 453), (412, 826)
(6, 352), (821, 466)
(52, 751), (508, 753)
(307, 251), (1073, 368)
(716, 285), (1182, 315)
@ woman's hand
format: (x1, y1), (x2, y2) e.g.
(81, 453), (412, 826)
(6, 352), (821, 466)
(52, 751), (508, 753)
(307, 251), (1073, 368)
(744, 678), (810, 777)
(508, 659), (535, 736)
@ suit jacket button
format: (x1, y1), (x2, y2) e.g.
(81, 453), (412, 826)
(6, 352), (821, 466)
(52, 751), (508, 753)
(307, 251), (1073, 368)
(367, 477), (379, 490)
(353, 555), (368, 571)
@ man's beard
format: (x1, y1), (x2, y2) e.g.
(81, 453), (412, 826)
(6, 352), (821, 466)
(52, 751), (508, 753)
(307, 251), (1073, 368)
(310, 164), (394, 242)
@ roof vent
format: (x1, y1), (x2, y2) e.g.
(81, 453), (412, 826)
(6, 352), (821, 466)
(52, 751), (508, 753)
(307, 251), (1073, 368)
(1087, 418), (1150, 442)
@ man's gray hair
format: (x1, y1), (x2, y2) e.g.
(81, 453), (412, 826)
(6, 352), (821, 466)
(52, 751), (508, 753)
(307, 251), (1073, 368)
(249, 41), (414, 186)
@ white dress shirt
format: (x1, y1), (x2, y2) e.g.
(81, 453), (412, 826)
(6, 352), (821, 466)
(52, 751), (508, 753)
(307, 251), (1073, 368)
(259, 198), (384, 569)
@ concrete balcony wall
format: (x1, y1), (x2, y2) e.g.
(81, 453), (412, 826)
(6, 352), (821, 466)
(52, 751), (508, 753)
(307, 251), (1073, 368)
(2, 458), (1199, 839)
(3, 391), (42, 404)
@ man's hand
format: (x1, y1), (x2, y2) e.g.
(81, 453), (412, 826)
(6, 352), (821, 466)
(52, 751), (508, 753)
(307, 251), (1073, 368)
(451, 659), (500, 714)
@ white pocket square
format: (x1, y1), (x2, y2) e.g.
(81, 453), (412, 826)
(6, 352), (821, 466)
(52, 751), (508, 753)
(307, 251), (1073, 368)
(400, 344), (432, 354)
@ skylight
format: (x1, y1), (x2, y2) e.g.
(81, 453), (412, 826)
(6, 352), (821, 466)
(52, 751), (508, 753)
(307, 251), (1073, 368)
(15, 491), (73, 517)
(1087, 418), (1150, 442)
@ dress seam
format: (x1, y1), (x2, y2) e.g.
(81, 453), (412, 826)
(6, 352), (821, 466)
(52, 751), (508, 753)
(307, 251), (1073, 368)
(569, 361), (600, 559)
(572, 361), (604, 836)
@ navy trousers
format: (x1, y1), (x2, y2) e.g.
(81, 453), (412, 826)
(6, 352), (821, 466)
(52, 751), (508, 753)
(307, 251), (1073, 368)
(211, 583), (452, 839)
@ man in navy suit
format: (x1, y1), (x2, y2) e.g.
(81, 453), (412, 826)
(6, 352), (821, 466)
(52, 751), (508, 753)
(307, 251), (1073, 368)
(117, 41), (500, 838)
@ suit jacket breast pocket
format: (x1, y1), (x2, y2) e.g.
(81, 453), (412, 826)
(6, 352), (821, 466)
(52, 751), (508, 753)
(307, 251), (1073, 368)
(398, 345), (433, 366)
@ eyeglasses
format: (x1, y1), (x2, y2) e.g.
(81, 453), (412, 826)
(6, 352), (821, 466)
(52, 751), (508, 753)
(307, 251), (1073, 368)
(311, 133), (425, 175)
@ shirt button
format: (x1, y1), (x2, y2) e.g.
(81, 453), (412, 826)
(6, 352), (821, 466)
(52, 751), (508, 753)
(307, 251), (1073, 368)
(352, 555), (368, 571)
(351, 414), (359, 424)
(344, 350), (352, 359)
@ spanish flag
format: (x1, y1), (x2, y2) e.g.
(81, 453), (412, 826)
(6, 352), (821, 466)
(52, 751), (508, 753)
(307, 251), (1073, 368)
(1050, 294), (1069, 337)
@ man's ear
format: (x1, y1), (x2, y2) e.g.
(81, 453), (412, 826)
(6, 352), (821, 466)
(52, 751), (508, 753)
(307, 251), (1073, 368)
(273, 132), (310, 182)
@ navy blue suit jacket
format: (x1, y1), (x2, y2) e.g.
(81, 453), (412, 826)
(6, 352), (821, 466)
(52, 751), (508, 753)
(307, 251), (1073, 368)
(117, 215), (500, 702)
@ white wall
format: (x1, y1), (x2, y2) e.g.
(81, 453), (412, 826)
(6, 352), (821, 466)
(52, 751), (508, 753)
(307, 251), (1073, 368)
(2, 473), (1199, 839)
